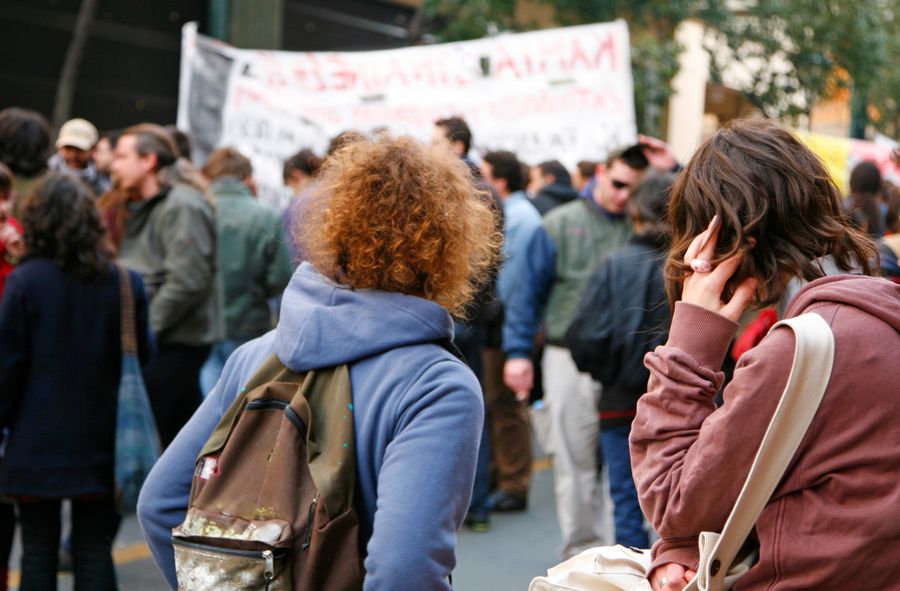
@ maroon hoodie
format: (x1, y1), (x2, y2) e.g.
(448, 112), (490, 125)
(631, 275), (900, 590)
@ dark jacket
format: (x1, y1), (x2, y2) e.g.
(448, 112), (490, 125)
(531, 182), (578, 217)
(117, 183), (222, 346)
(0, 259), (150, 497)
(211, 179), (292, 340)
(566, 234), (669, 427)
(880, 235), (900, 283)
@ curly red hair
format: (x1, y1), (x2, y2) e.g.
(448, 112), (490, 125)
(301, 134), (501, 317)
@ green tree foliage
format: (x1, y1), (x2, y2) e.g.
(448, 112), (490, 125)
(421, 0), (726, 137)
(422, 0), (521, 41)
(422, 0), (899, 139)
(709, 0), (898, 137)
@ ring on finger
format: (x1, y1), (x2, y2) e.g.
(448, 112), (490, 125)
(659, 576), (668, 588)
(690, 258), (712, 273)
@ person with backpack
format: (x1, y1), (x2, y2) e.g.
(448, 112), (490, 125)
(137, 134), (502, 590)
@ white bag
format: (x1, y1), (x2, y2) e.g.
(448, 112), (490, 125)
(529, 313), (835, 591)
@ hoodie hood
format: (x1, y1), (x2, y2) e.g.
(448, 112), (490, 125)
(786, 274), (900, 331)
(274, 263), (454, 371)
(538, 182), (578, 203)
(531, 182), (578, 215)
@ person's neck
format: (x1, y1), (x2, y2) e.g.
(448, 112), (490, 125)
(138, 175), (162, 200)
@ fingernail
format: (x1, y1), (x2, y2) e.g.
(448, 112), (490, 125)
(708, 214), (720, 231)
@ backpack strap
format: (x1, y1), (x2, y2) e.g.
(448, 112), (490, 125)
(199, 337), (462, 463)
(198, 354), (303, 459)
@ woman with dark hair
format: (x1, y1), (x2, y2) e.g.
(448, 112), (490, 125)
(630, 118), (900, 591)
(0, 173), (150, 589)
(845, 160), (885, 239)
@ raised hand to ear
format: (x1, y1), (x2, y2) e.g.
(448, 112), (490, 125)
(681, 215), (757, 322)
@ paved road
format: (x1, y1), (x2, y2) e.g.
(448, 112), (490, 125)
(9, 461), (577, 590)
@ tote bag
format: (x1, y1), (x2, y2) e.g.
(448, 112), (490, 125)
(114, 265), (161, 514)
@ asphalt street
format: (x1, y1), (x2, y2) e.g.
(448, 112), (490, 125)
(8, 457), (590, 590)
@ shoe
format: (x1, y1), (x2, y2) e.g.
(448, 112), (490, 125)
(464, 510), (491, 532)
(488, 490), (527, 512)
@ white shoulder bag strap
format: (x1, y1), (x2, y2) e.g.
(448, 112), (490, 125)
(689, 312), (835, 591)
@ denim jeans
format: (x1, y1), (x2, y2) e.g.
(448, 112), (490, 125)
(600, 424), (649, 548)
(199, 339), (247, 397)
(17, 498), (119, 591)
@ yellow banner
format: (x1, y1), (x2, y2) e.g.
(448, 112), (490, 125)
(795, 131), (852, 194)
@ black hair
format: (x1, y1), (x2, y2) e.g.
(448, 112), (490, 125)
(849, 161), (881, 195)
(164, 125), (193, 161)
(22, 172), (112, 280)
(628, 172), (673, 240)
(0, 107), (51, 177)
(435, 117), (473, 154)
(283, 148), (324, 181)
(537, 160), (572, 186)
(606, 144), (649, 171)
(483, 150), (523, 193)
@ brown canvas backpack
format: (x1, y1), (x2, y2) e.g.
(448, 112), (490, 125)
(172, 354), (364, 590)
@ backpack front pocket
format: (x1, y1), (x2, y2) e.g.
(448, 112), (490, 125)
(173, 510), (293, 591)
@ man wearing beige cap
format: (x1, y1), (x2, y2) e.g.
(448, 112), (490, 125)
(48, 117), (111, 196)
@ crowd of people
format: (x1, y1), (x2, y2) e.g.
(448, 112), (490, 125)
(0, 103), (898, 591)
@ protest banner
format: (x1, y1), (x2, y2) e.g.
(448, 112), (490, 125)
(178, 21), (636, 209)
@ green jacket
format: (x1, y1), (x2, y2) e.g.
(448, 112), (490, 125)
(503, 199), (632, 357)
(543, 199), (632, 343)
(118, 183), (223, 346)
(211, 180), (292, 340)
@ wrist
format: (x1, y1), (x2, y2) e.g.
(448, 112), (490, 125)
(666, 302), (739, 370)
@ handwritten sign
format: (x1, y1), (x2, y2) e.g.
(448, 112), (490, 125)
(178, 21), (636, 209)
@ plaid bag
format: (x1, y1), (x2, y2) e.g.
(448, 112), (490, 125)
(114, 265), (161, 514)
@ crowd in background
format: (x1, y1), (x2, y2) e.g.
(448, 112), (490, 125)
(0, 104), (899, 590)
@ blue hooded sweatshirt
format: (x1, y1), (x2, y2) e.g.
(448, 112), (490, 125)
(137, 263), (484, 590)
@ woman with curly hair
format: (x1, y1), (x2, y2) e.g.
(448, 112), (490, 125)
(139, 134), (502, 590)
(630, 118), (900, 591)
(0, 173), (150, 590)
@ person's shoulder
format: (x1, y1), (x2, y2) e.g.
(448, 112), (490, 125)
(545, 197), (588, 222)
(3, 258), (65, 303)
(245, 196), (282, 222)
(9, 257), (58, 280)
(378, 341), (477, 390)
(542, 199), (589, 236)
(166, 183), (209, 209)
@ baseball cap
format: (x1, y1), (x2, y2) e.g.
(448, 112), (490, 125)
(56, 118), (99, 151)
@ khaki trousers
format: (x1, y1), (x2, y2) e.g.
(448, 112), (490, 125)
(543, 345), (607, 558)
(483, 347), (532, 497)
